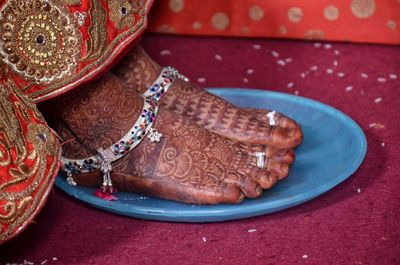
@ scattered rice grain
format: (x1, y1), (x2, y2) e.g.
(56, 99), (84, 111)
(53, 257), (58, 261)
(345, 86), (353, 92)
(310, 65), (318, 71)
(271, 50), (279, 58)
(326, 69), (334, 74)
(369, 123), (385, 129)
(333, 60), (339, 67)
(246, 69), (254, 75)
(284, 58), (293, 63)
(197, 77), (206, 83)
(334, 50), (340, 56)
(337, 72), (345, 78)
(302, 255), (309, 259)
(377, 77), (387, 83)
(313, 43), (322, 48)
(253, 44), (261, 50)
(247, 229), (257, 233)
(277, 60), (286, 66)
(294, 90), (299, 95)
(41, 260), (48, 265)
(357, 188), (361, 194)
(361, 73), (368, 79)
(202, 237), (207, 242)
(160, 50), (172, 56)
(300, 73), (306, 78)
(381, 142), (386, 147)
(243, 77), (249, 83)
(374, 97), (382, 103)
(287, 82), (294, 88)
(214, 54), (223, 61)
(324, 44), (332, 49)
(389, 74), (397, 80)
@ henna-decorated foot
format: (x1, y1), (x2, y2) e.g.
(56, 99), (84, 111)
(40, 74), (295, 204)
(112, 45), (303, 149)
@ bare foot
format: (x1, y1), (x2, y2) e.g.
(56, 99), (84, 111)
(40, 74), (295, 204)
(112, 45), (303, 148)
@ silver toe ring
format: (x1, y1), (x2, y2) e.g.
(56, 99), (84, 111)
(267, 110), (278, 126)
(254, 152), (266, 169)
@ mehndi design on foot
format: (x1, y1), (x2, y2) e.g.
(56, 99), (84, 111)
(112, 45), (303, 149)
(61, 66), (187, 198)
(41, 74), (295, 204)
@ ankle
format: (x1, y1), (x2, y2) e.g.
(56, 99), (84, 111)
(113, 45), (163, 94)
(53, 74), (144, 153)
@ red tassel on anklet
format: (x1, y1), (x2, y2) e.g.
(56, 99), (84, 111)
(95, 188), (118, 201)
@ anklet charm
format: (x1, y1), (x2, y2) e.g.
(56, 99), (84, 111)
(254, 152), (266, 169)
(66, 172), (77, 186)
(147, 128), (163, 143)
(100, 160), (114, 194)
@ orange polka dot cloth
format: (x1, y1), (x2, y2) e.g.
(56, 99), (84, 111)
(147, 0), (400, 45)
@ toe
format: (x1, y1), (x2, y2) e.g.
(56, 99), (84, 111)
(265, 146), (295, 165)
(235, 144), (295, 165)
(266, 159), (290, 180)
(225, 172), (263, 199)
(257, 172), (278, 189)
(241, 167), (278, 189)
(216, 183), (245, 204)
(250, 108), (300, 129)
(279, 115), (300, 129)
(270, 126), (303, 149)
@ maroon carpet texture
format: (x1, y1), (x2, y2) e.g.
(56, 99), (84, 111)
(1, 35), (399, 265)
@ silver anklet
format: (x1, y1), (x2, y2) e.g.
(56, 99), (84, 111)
(61, 67), (188, 196)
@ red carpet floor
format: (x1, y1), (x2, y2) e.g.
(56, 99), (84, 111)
(1, 35), (399, 265)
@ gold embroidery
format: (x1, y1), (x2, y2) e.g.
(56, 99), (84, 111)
(0, 201), (17, 222)
(0, 139), (11, 167)
(0, 80), (61, 241)
(0, 196), (33, 225)
(0, 84), (26, 163)
(82, 0), (108, 61)
(33, 0), (152, 101)
(27, 123), (55, 154)
(0, 0), (82, 83)
(107, 0), (140, 29)
(61, 0), (82, 5)
(20, 0), (152, 102)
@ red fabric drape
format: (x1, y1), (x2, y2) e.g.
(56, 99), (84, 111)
(148, 0), (400, 44)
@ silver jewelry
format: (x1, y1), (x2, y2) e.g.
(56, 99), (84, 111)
(254, 152), (266, 169)
(66, 172), (77, 186)
(61, 67), (187, 194)
(267, 110), (278, 126)
(147, 128), (163, 143)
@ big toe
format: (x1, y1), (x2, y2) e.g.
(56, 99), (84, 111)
(269, 126), (303, 149)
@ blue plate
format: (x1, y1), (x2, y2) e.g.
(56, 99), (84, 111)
(55, 88), (367, 222)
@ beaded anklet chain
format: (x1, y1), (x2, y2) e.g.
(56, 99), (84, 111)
(61, 66), (188, 196)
